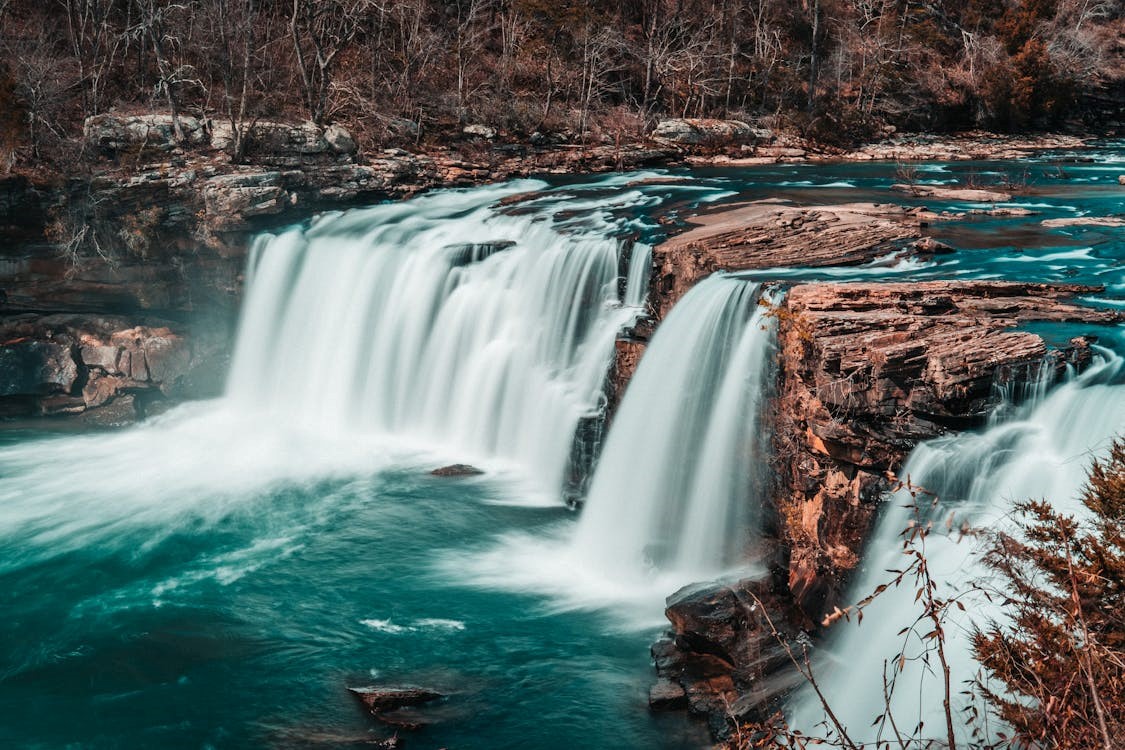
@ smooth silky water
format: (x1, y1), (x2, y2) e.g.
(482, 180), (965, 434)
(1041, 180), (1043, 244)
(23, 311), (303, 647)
(1, 147), (1122, 748)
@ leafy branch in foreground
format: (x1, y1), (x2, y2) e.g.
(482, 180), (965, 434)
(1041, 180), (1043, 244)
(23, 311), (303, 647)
(728, 446), (1125, 750)
(972, 441), (1125, 750)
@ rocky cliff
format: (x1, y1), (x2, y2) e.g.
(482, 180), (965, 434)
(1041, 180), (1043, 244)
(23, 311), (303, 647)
(649, 278), (1122, 738)
(1, 115), (676, 423)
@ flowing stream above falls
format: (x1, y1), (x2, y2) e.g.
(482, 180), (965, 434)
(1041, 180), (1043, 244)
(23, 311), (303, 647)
(0, 149), (1123, 748)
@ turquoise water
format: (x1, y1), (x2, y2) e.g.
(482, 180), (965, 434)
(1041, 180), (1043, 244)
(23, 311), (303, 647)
(0, 434), (707, 749)
(0, 146), (1121, 749)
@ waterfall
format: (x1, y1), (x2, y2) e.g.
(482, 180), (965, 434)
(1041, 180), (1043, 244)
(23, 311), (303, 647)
(790, 348), (1125, 743)
(225, 181), (644, 496)
(572, 276), (776, 583)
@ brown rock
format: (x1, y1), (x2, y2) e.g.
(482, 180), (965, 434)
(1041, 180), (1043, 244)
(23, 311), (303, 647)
(772, 280), (1119, 617)
(430, 464), (484, 477)
(649, 678), (688, 711)
(348, 686), (444, 714)
(657, 281), (1121, 735)
(652, 202), (930, 318)
(82, 372), (127, 408)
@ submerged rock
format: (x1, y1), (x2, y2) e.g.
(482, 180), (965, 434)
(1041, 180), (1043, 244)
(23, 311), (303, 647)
(430, 464), (485, 477)
(348, 686), (444, 714)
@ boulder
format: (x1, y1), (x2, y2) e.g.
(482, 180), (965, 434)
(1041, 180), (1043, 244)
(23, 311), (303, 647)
(651, 119), (756, 145)
(202, 172), (291, 230)
(462, 124), (497, 140)
(324, 124), (358, 155)
(83, 114), (208, 155)
(0, 315), (202, 420)
(0, 339), (78, 397)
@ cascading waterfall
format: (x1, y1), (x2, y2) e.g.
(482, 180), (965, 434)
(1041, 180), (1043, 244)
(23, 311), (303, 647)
(572, 276), (776, 583)
(226, 181), (646, 495)
(790, 348), (1125, 743)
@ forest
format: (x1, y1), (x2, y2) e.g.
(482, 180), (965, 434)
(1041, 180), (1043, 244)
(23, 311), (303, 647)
(0, 0), (1121, 171)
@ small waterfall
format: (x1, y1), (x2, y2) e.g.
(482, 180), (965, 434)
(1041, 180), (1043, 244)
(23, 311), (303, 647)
(224, 181), (644, 495)
(571, 276), (776, 583)
(791, 348), (1125, 743)
(624, 243), (653, 308)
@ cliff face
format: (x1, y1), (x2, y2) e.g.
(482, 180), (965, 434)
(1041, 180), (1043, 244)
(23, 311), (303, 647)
(771, 281), (1116, 617)
(651, 279), (1121, 737)
(1, 117), (677, 423)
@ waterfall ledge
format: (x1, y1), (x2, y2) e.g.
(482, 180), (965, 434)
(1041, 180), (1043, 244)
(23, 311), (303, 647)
(651, 279), (1123, 735)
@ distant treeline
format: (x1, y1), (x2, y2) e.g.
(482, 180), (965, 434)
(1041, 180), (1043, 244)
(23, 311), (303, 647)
(0, 0), (1121, 168)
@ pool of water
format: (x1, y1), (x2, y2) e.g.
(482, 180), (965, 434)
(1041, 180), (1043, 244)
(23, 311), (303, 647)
(0, 144), (1121, 749)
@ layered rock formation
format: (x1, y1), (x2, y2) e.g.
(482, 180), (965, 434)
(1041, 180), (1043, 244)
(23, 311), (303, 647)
(651, 202), (942, 318)
(651, 280), (1121, 737)
(0, 314), (223, 423)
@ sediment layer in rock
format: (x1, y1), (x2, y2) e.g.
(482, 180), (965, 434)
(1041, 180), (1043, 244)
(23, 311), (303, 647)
(652, 202), (936, 318)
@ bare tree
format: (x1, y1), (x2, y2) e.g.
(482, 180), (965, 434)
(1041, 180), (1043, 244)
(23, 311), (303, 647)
(289, 0), (366, 124)
(127, 0), (199, 142)
(62, 0), (124, 119)
(450, 0), (489, 120)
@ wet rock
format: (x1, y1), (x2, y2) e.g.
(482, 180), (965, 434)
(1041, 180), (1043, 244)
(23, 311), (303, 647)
(431, 464), (484, 477)
(0, 314), (205, 420)
(1118, 175), (1124, 185)
(649, 678), (688, 711)
(655, 577), (804, 734)
(348, 686), (444, 712)
(910, 236), (955, 256)
(772, 281), (1120, 618)
(444, 241), (515, 266)
(652, 118), (756, 145)
(82, 372), (127, 408)
(651, 281), (1122, 734)
(39, 394), (87, 415)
